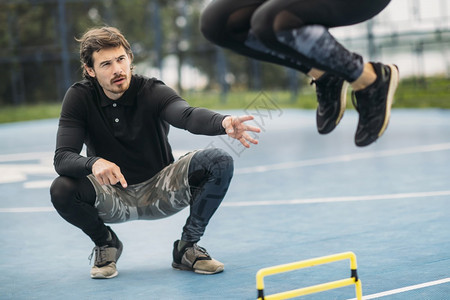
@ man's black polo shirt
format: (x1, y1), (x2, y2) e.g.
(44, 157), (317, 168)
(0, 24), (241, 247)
(54, 75), (226, 185)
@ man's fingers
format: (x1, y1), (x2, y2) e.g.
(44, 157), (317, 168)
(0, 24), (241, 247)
(242, 132), (258, 145)
(235, 133), (258, 148)
(229, 119), (260, 133)
(96, 176), (105, 186)
(93, 163), (127, 188)
(236, 115), (254, 123)
(239, 137), (250, 148)
(117, 173), (128, 188)
(109, 173), (120, 185)
(245, 124), (261, 133)
(107, 170), (127, 188)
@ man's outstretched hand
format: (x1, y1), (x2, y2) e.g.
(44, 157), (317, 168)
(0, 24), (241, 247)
(222, 115), (261, 148)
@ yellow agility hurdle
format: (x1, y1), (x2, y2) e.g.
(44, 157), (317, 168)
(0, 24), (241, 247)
(256, 251), (362, 300)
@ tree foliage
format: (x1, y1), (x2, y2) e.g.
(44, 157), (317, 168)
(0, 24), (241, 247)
(0, 0), (303, 105)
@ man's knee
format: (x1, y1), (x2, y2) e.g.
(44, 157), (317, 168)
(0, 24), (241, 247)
(189, 148), (234, 184)
(251, 5), (306, 44)
(198, 148), (233, 173)
(50, 176), (95, 212)
(50, 176), (75, 211)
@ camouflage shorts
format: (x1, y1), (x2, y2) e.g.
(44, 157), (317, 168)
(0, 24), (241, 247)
(87, 151), (197, 223)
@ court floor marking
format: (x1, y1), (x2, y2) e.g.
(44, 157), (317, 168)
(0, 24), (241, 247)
(1, 189), (449, 213)
(0, 151), (53, 163)
(2, 142), (449, 188)
(0, 207), (55, 213)
(346, 277), (450, 300)
(236, 142), (450, 174)
(222, 190), (450, 207)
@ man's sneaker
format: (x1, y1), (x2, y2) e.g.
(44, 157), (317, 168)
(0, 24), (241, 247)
(312, 72), (349, 134)
(89, 227), (123, 279)
(352, 62), (399, 147)
(172, 240), (224, 275)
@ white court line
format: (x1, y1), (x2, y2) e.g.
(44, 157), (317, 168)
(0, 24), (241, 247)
(0, 152), (53, 162)
(23, 180), (55, 189)
(222, 190), (450, 207)
(0, 151), (189, 187)
(236, 142), (450, 174)
(0, 207), (54, 213)
(2, 190), (449, 213)
(2, 143), (449, 187)
(346, 278), (450, 300)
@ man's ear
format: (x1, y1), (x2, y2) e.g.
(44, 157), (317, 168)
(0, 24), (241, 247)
(84, 65), (96, 78)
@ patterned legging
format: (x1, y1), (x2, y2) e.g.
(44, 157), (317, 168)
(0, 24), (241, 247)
(50, 148), (233, 246)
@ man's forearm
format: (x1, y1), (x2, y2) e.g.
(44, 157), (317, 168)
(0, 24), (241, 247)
(163, 101), (226, 135)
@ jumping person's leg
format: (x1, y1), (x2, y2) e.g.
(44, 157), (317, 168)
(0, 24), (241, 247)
(238, 0), (397, 145)
(201, 0), (391, 81)
(172, 148), (234, 274)
(250, 0), (391, 81)
(250, 0), (398, 145)
(200, 0), (311, 73)
(201, 0), (347, 134)
(202, 0), (398, 145)
(201, 0), (350, 134)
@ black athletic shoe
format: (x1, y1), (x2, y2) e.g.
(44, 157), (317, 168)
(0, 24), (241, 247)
(89, 227), (123, 279)
(352, 62), (399, 147)
(312, 72), (349, 134)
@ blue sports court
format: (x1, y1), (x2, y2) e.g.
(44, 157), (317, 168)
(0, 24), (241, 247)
(1, 106), (449, 299)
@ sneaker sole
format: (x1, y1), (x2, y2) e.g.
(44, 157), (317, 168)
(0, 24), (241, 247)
(171, 262), (224, 275)
(336, 81), (349, 126)
(377, 64), (399, 138)
(91, 270), (119, 279)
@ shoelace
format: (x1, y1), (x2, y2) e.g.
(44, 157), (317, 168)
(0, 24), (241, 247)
(88, 245), (108, 266)
(311, 77), (341, 104)
(192, 244), (210, 258)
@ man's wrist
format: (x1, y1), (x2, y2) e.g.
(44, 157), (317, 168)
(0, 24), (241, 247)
(221, 115), (231, 127)
(86, 156), (101, 172)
